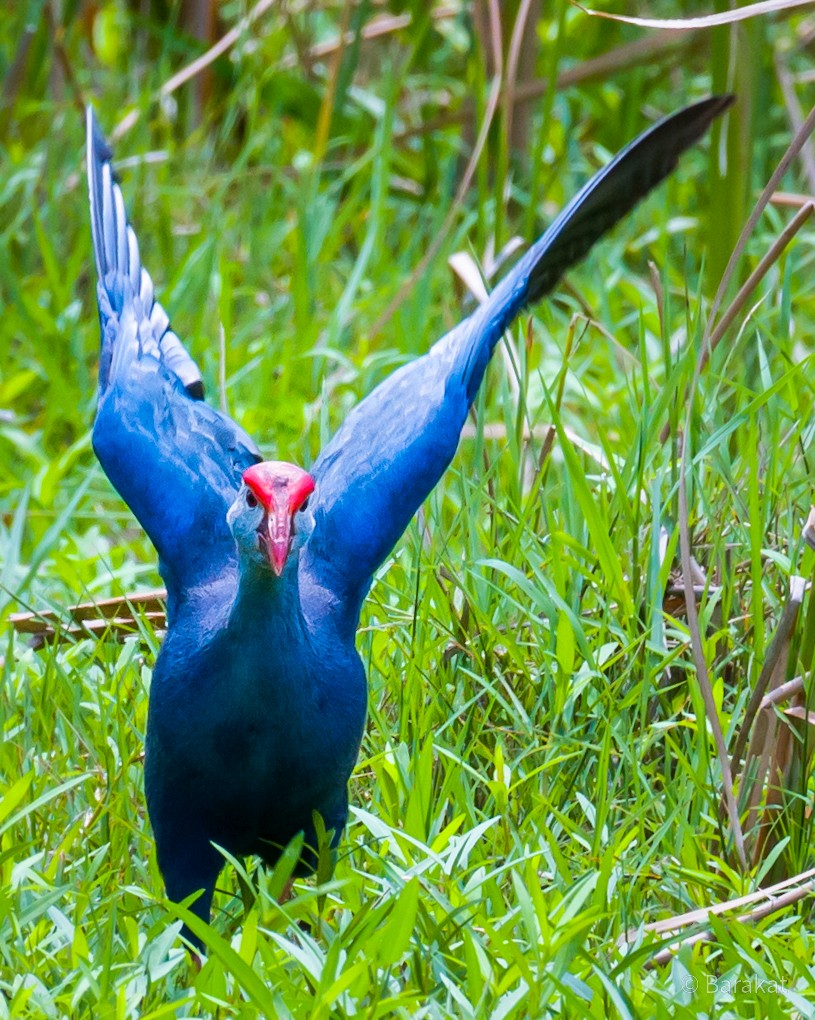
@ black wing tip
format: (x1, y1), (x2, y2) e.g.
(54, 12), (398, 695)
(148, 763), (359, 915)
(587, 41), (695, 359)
(701, 93), (736, 115)
(485, 93), (736, 329)
(687, 93), (735, 117)
(661, 93), (735, 139)
(86, 105), (114, 170)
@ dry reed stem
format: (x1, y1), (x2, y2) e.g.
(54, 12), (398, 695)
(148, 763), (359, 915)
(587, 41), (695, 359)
(619, 866), (815, 944)
(581, 0), (815, 32)
(659, 104), (815, 443)
(644, 870), (815, 967)
(730, 576), (807, 776)
(761, 674), (805, 709)
(10, 590), (167, 648)
(771, 190), (815, 206)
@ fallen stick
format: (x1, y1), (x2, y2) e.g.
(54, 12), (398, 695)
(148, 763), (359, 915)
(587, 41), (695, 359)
(617, 868), (815, 967)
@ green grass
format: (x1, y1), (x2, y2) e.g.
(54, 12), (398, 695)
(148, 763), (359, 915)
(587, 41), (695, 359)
(3, 3), (815, 1016)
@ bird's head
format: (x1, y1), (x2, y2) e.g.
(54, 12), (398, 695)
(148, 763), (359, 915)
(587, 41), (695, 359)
(227, 461), (315, 576)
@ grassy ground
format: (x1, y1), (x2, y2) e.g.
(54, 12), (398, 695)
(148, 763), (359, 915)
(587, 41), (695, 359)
(2, 2), (815, 1017)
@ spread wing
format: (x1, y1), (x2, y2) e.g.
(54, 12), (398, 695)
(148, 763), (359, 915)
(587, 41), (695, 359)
(303, 96), (734, 616)
(87, 108), (260, 603)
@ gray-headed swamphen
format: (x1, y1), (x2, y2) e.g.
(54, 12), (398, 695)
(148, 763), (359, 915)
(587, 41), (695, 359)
(86, 95), (732, 945)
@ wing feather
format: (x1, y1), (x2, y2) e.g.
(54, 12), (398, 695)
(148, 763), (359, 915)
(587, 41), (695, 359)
(87, 107), (260, 603)
(305, 96), (733, 617)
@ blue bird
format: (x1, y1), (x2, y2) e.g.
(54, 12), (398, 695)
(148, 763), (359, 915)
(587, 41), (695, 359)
(86, 95), (732, 945)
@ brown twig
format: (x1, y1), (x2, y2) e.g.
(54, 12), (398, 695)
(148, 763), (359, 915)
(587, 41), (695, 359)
(761, 674), (805, 709)
(649, 877), (815, 966)
(1, 24), (35, 113)
(660, 102), (815, 443)
(10, 589), (166, 636)
(518, 30), (692, 102)
(771, 189), (815, 207)
(312, 0), (352, 165)
(619, 866), (815, 945)
(19, 615), (167, 651)
(740, 580), (806, 856)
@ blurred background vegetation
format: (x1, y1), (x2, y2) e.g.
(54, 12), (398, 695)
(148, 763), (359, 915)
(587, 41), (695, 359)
(3, 1), (815, 1016)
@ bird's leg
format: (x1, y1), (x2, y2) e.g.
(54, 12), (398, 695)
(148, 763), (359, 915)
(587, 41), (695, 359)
(236, 866), (257, 919)
(279, 875), (295, 903)
(277, 876), (313, 934)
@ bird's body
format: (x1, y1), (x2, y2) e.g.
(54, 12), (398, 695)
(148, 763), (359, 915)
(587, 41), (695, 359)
(86, 95), (732, 943)
(146, 565), (365, 918)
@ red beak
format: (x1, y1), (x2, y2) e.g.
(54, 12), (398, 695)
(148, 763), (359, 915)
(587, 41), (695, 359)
(263, 505), (293, 576)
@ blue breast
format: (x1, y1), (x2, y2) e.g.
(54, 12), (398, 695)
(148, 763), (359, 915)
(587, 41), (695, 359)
(144, 564), (367, 869)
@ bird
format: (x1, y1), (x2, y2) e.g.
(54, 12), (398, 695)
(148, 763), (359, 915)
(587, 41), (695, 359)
(86, 94), (733, 946)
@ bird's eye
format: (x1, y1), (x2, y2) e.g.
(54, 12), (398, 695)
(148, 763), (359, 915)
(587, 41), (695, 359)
(245, 489), (258, 509)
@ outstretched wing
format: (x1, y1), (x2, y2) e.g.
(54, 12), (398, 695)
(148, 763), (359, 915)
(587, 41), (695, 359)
(87, 108), (260, 603)
(304, 96), (733, 616)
